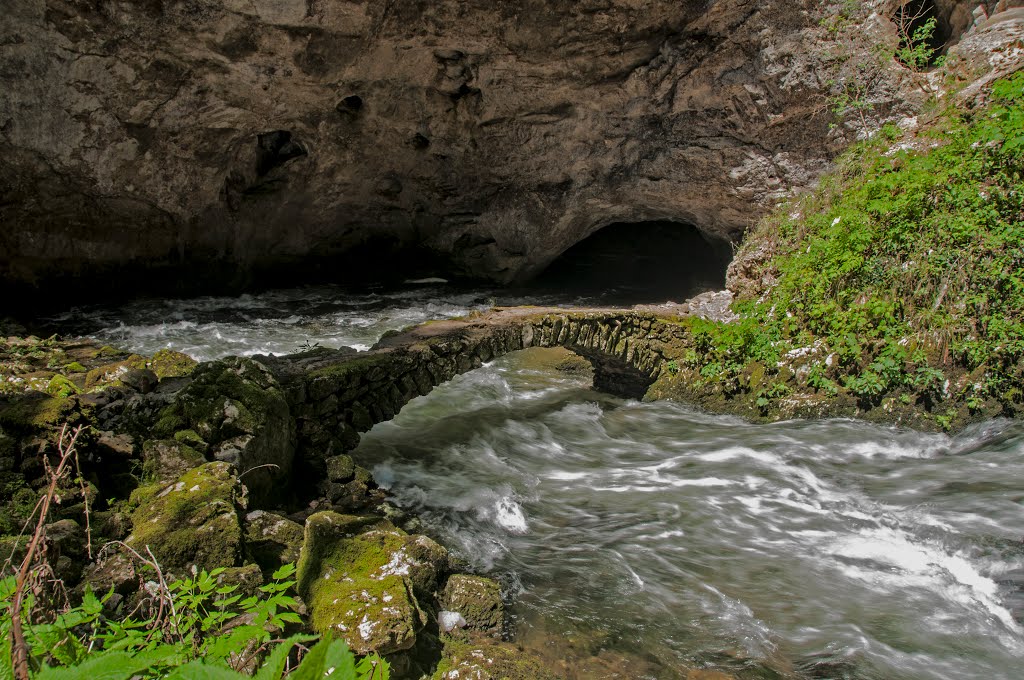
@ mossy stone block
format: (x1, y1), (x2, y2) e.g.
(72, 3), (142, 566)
(128, 461), (244, 574)
(296, 511), (447, 655)
(142, 439), (206, 482)
(243, 509), (304, 574)
(440, 575), (504, 635)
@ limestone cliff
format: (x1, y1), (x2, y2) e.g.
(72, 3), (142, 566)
(0, 0), (1012, 305)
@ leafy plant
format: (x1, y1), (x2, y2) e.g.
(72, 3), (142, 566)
(1, 563), (389, 680)
(684, 71), (1024, 416)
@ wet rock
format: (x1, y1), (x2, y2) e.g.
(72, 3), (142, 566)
(433, 634), (556, 680)
(439, 575), (504, 636)
(127, 461), (245, 574)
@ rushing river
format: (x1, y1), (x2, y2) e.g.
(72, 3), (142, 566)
(49, 285), (1024, 679)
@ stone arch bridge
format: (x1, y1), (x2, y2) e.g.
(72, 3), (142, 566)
(262, 306), (690, 466)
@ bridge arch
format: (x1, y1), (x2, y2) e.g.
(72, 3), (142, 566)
(266, 309), (671, 474)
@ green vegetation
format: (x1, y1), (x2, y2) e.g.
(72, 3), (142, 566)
(893, 1), (944, 71)
(0, 563), (389, 679)
(677, 71), (1024, 427)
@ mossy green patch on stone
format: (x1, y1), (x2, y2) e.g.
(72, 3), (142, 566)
(128, 461), (244, 573)
(295, 511), (447, 655)
(45, 374), (80, 398)
(440, 575), (504, 634)
(85, 356), (148, 389)
(0, 393), (76, 431)
(62, 362), (87, 373)
(149, 349), (198, 379)
(173, 429), (208, 451)
(243, 509), (304, 575)
(141, 439), (206, 482)
(432, 634), (556, 680)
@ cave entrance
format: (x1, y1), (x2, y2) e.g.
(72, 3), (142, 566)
(892, 0), (953, 68)
(529, 220), (732, 305)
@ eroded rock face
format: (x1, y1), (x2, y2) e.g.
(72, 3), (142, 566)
(152, 357), (295, 507)
(0, 0), (955, 304)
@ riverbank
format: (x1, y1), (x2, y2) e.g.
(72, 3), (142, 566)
(649, 70), (1024, 433)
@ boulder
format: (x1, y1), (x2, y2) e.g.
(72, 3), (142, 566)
(141, 439), (206, 482)
(127, 461), (245, 574)
(243, 510), (304, 574)
(154, 358), (295, 507)
(439, 575), (504, 636)
(295, 511), (448, 655)
(432, 634), (557, 680)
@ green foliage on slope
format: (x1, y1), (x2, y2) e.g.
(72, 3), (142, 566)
(686, 71), (1024, 425)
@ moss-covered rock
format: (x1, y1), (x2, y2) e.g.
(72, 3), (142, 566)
(325, 454), (355, 482)
(243, 510), (304, 575)
(127, 461), (245, 574)
(85, 356), (148, 390)
(295, 511), (448, 655)
(141, 439), (206, 482)
(45, 374), (80, 398)
(0, 392), (77, 431)
(439, 575), (504, 636)
(432, 634), (557, 680)
(149, 349), (198, 379)
(153, 358), (295, 507)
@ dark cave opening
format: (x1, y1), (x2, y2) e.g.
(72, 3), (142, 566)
(892, 0), (953, 66)
(528, 220), (733, 305)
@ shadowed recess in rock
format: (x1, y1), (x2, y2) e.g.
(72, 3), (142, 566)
(529, 220), (732, 305)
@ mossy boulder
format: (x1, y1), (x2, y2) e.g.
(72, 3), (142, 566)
(0, 392), (77, 432)
(295, 511), (448, 655)
(439, 575), (504, 635)
(127, 461), (245, 574)
(149, 349), (198, 379)
(243, 510), (304, 575)
(45, 374), (80, 398)
(85, 356), (148, 389)
(141, 439), (206, 482)
(325, 454), (355, 482)
(432, 634), (557, 680)
(153, 358), (295, 507)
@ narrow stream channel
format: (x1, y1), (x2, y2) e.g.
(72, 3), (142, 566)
(48, 284), (1024, 679)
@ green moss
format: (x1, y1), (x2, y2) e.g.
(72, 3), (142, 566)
(129, 461), (243, 572)
(84, 356), (147, 389)
(0, 473), (37, 535)
(149, 349), (198, 379)
(0, 393), (76, 430)
(45, 374), (80, 398)
(173, 429), (208, 451)
(62, 362), (87, 373)
(432, 634), (557, 680)
(295, 511), (447, 655)
(440, 575), (504, 633)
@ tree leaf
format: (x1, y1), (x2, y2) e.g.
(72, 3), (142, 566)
(253, 634), (319, 680)
(163, 660), (250, 680)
